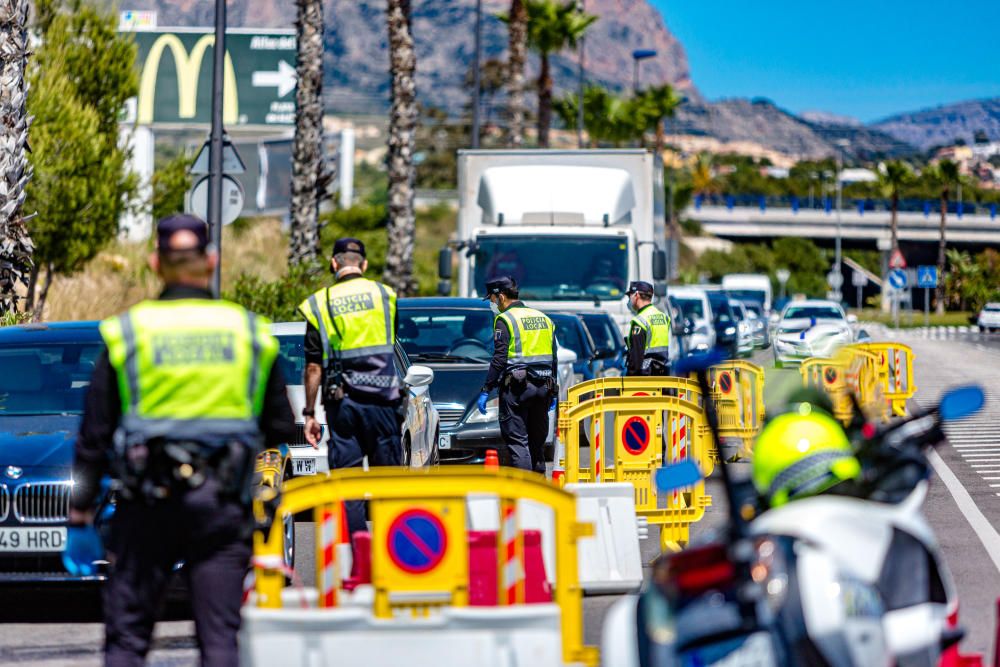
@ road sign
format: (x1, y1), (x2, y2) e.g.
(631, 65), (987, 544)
(776, 268), (791, 284)
(889, 248), (907, 269)
(387, 509), (448, 574)
(917, 266), (938, 288)
(191, 136), (246, 175)
(718, 371), (733, 395)
(888, 268), (908, 290)
(127, 28), (297, 126)
(852, 271), (868, 287)
(621, 416), (650, 456)
(823, 367), (839, 386)
(190, 175), (245, 225)
(826, 271), (843, 289)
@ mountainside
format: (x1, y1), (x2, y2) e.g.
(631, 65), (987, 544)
(124, 0), (697, 113)
(872, 98), (1000, 151)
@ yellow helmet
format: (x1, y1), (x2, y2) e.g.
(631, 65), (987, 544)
(752, 403), (861, 508)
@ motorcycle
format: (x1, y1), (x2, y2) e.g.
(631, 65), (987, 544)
(602, 350), (985, 667)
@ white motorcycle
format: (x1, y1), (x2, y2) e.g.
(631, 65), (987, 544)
(602, 350), (984, 667)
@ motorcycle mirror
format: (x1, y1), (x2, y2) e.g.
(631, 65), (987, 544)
(672, 347), (727, 376)
(655, 460), (704, 492)
(939, 385), (985, 421)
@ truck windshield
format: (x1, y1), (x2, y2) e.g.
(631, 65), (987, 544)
(473, 235), (628, 301)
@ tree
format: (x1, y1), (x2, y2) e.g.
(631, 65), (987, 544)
(25, 2), (138, 317)
(465, 58), (506, 138)
(635, 84), (684, 153)
(288, 0), (325, 266)
(151, 150), (193, 222)
(384, 0), (419, 296)
(925, 160), (961, 314)
(0, 0), (32, 315)
(554, 84), (644, 146)
(876, 160), (914, 253)
(503, 0), (528, 147)
(509, 1), (596, 148)
(691, 153), (718, 196)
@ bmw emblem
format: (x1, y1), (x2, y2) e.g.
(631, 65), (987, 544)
(5, 466), (22, 480)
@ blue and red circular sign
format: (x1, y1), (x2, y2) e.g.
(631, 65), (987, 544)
(718, 372), (733, 395)
(622, 416), (650, 456)
(824, 367), (839, 385)
(387, 509), (448, 574)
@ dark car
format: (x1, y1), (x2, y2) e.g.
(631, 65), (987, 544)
(549, 312), (600, 386)
(397, 298), (503, 464)
(0, 321), (107, 582)
(705, 290), (739, 359)
(578, 312), (626, 377)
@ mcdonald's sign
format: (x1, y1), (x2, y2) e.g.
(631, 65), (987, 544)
(127, 28), (297, 127)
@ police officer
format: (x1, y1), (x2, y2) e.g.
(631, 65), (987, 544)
(300, 238), (402, 536)
(625, 280), (672, 376)
(478, 276), (557, 473)
(68, 214), (296, 667)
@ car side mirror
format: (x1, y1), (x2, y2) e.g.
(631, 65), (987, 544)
(846, 313), (858, 324)
(403, 365), (434, 387)
(652, 249), (667, 281)
(438, 247), (453, 279)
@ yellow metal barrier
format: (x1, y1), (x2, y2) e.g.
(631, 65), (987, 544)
(558, 393), (712, 551)
(704, 361), (766, 456)
(252, 467), (599, 667)
(852, 342), (917, 417)
(800, 346), (888, 424)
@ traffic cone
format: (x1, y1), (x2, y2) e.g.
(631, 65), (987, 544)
(484, 449), (499, 470)
(551, 436), (566, 487)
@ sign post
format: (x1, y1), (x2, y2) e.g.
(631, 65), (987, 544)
(776, 268), (790, 302)
(852, 270), (867, 312)
(208, 0), (227, 298)
(917, 266), (938, 327)
(888, 269), (908, 330)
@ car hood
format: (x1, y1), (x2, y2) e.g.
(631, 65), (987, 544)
(422, 364), (490, 410)
(0, 415), (79, 470)
(776, 318), (849, 339)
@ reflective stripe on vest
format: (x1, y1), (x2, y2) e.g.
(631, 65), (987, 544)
(496, 307), (554, 369)
(100, 300), (277, 441)
(632, 304), (671, 356)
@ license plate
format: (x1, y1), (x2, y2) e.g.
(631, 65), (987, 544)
(683, 632), (776, 667)
(0, 527), (66, 552)
(292, 457), (317, 475)
(438, 434), (451, 450)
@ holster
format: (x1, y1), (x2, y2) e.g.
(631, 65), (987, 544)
(324, 358), (346, 404)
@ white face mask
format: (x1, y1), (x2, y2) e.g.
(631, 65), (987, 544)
(489, 301), (500, 316)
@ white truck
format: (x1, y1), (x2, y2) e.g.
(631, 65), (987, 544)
(437, 149), (671, 332)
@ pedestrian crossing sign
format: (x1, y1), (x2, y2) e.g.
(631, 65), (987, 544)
(917, 266), (938, 288)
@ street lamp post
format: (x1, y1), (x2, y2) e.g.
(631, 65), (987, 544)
(833, 139), (850, 303)
(631, 49), (656, 94)
(208, 0), (226, 298)
(576, 0), (585, 148)
(471, 0), (482, 148)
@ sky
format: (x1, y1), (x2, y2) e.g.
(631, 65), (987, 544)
(652, 0), (1000, 123)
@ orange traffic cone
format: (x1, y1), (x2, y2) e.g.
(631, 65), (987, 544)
(484, 449), (499, 470)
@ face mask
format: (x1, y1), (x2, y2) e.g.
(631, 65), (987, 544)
(490, 301), (500, 316)
(626, 295), (636, 313)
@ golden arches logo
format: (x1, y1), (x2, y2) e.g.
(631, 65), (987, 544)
(137, 34), (239, 125)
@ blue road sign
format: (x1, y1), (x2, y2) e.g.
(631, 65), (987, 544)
(888, 269), (908, 290)
(917, 266), (938, 289)
(388, 509), (447, 574)
(622, 416), (650, 456)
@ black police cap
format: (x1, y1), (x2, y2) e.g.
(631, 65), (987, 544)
(332, 237), (366, 258)
(483, 275), (517, 300)
(156, 214), (210, 253)
(626, 280), (654, 296)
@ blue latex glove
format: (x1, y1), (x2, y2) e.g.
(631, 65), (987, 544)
(549, 398), (557, 412)
(62, 525), (104, 577)
(477, 391), (490, 415)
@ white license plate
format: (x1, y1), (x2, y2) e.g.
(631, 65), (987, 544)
(292, 457), (317, 475)
(438, 434), (452, 450)
(0, 527), (67, 552)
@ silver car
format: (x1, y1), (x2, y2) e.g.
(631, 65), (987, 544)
(978, 303), (1000, 332)
(270, 322), (441, 477)
(772, 300), (853, 368)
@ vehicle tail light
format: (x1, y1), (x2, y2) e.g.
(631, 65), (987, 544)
(654, 542), (735, 598)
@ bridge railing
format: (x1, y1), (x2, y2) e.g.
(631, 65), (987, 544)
(692, 193), (998, 219)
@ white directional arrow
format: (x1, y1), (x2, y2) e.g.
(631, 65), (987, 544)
(252, 60), (297, 98)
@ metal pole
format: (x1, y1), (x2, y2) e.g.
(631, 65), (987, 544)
(576, 0), (585, 148)
(857, 283), (862, 312)
(834, 148), (843, 302)
(633, 58), (639, 94)
(471, 0), (482, 149)
(925, 287), (930, 327)
(208, 0), (226, 298)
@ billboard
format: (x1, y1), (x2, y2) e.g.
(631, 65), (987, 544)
(127, 28), (297, 127)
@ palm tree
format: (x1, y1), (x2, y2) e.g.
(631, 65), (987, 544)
(0, 0), (33, 315)
(518, 1), (596, 148)
(926, 160), (961, 315)
(876, 160), (914, 253)
(288, 0), (324, 266)
(636, 84), (684, 154)
(503, 0), (527, 147)
(384, 0), (418, 296)
(554, 84), (642, 147)
(691, 153), (717, 197)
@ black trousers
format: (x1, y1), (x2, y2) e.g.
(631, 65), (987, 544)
(326, 395), (403, 536)
(103, 478), (251, 667)
(499, 380), (550, 474)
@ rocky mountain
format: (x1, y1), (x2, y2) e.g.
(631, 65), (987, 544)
(872, 98), (1000, 151)
(122, 0), (697, 113)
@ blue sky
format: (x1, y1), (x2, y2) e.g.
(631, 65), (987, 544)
(652, 0), (1000, 122)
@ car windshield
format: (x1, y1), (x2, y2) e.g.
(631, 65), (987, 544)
(275, 335), (307, 386)
(706, 292), (734, 324)
(725, 290), (766, 308)
(672, 297), (705, 319)
(743, 302), (764, 317)
(782, 306), (843, 321)
(581, 314), (623, 354)
(985, 305), (1000, 313)
(0, 342), (103, 416)
(397, 308), (494, 362)
(473, 235), (628, 301)
(550, 315), (589, 357)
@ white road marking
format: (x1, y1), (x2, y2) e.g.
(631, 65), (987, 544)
(928, 450), (1000, 574)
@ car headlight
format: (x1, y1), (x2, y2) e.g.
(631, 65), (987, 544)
(466, 397), (499, 424)
(724, 326), (736, 335)
(600, 367), (622, 377)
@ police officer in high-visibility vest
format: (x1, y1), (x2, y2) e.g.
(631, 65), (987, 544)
(625, 280), (672, 376)
(68, 215), (296, 667)
(300, 238), (402, 536)
(478, 276), (557, 473)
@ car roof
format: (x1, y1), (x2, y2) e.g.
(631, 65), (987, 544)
(783, 300), (842, 308)
(668, 287), (710, 298)
(0, 320), (102, 343)
(398, 297), (488, 309)
(271, 321), (305, 335)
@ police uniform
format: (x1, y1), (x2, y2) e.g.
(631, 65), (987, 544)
(300, 238), (402, 536)
(71, 215), (296, 667)
(625, 281), (672, 376)
(480, 277), (557, 473)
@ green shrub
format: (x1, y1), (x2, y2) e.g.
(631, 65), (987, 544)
(224, 261), (329, 322)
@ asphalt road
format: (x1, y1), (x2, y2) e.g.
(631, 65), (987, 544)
(3, 343), (999, 664)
